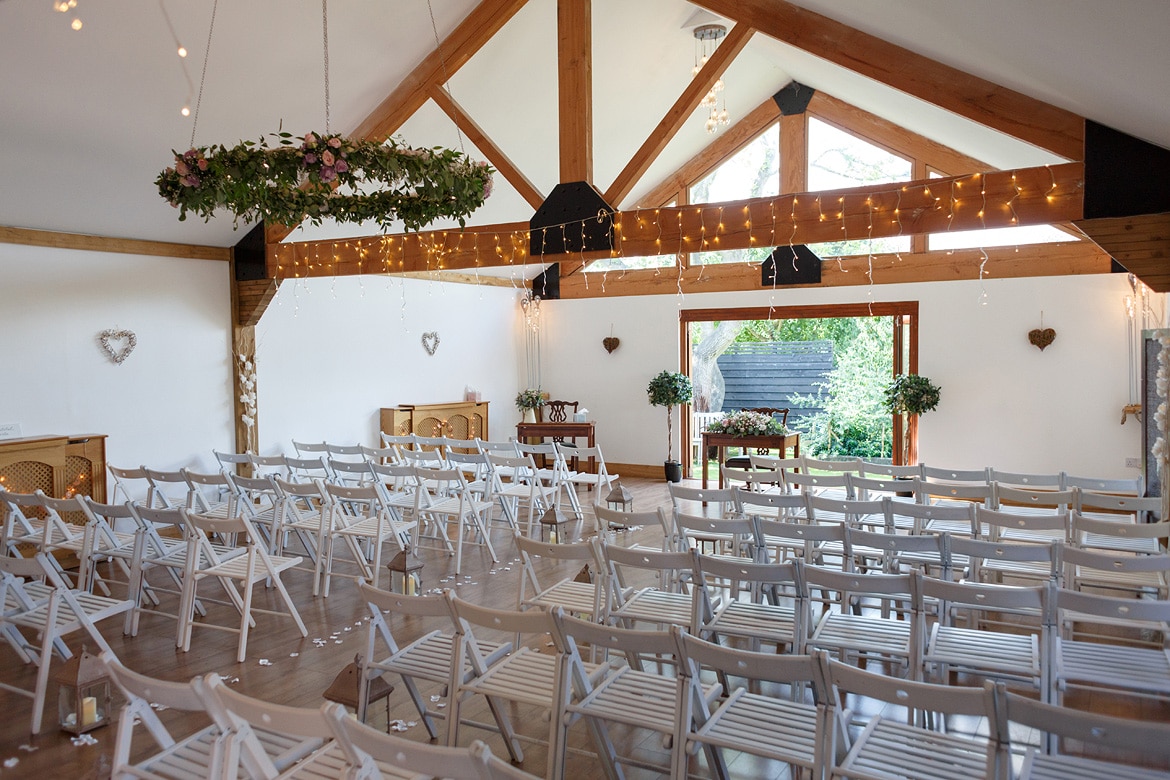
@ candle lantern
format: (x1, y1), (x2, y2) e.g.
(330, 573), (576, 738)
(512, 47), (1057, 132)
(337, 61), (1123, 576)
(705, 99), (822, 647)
(387, 547), (424, 596)
(539, 505), (572, 543)
(56, 645), (111, 734)
(323, 653), (394, 726)
(605, 481), (633, 513)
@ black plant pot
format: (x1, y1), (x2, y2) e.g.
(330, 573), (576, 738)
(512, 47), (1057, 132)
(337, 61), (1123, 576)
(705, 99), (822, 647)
(664, 461), (683, 483)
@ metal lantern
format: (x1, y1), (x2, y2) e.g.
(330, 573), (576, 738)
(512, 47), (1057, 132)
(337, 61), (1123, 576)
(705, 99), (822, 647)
(387, 547), (424, 596)
(323, 653), (394, 726)
(605, 481), (633, 513)
(56, 645), (111, 734)
(539, 505), (572, 543)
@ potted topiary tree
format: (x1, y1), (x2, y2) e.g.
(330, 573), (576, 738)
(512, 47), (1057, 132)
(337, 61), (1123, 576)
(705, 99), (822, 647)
(647, 370), (693, 483)
(884, 373), (941, 466)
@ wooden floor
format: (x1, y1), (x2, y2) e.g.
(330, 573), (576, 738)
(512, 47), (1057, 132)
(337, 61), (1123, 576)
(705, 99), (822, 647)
(1, 477), (1168, 779)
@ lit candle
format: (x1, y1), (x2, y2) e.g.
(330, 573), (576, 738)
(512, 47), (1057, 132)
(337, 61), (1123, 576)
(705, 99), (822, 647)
(81, 696), (98, 726)
(406, 576), (416, 596)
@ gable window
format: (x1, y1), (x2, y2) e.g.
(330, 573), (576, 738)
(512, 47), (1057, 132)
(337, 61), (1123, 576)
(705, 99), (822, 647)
(691, 124), (779, 266)
(806, 117), (912, 257)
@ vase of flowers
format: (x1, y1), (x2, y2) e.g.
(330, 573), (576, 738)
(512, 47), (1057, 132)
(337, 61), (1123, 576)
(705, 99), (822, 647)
(884, 374), (941, 465)
(706, 410), (788, 438)
(647, 370), (694, 482)
(516, 389), (544, 423)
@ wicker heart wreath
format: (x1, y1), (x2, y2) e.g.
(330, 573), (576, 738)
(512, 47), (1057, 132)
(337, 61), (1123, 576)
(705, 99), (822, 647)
(98, 329), (137, 365)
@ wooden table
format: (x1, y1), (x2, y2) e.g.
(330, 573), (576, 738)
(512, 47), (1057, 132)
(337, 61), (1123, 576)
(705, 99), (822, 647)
(701, 431), (800, 489)
(517, 421), (596, 473)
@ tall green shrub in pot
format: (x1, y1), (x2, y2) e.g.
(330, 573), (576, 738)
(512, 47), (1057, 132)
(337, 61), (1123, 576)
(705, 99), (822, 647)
(884, 373), (940, 465)
(647, 370), (693, 482)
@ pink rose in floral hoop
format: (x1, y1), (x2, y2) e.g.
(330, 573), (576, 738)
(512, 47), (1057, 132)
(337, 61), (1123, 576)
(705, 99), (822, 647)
(327, 137), (342, 149)
(303, 132), (317, 146)
(175, 160), (190, 176)
(196, 158), (208, 171)
(321, 150), (335, 167)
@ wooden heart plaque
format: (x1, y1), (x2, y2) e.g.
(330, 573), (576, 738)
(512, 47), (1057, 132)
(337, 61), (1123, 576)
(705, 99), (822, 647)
(1028, 327), (1055, 351)
(603, 336), (620, 353)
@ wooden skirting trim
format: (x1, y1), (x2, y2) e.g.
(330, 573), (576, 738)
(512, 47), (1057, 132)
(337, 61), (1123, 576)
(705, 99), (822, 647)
(608, 462), (668, 480)
(0, 225), (231, 261)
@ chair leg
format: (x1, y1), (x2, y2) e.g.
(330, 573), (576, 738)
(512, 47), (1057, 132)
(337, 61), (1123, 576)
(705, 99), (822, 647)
(237, 578), (253, 663)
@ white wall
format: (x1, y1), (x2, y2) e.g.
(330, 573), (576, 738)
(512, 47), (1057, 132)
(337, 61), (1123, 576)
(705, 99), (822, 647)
(254, 275), (524, 452)
(540, 273), (1151, 478)
(0, 243), (233, 471)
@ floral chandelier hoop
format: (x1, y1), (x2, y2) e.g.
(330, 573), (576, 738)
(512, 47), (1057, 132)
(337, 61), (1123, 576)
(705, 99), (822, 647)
(157, 132), (494, 231)
(158, 0), (493, 232)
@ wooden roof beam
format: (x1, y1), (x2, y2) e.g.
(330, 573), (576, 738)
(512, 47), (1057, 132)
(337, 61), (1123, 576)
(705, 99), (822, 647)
(636, 96), (781, 209)
(351, 0), (531, 143)
(557, 241), (1111, 298)
(558, 0), (593, 183)
(604, 23), (754, 208)
(694, 0), (1084, 160)
(269, 161), (1083, 279)
(428, 85), (545, 210)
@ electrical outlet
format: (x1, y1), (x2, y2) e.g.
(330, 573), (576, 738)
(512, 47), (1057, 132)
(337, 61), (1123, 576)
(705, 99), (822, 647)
(1125, 457), (1141, 469)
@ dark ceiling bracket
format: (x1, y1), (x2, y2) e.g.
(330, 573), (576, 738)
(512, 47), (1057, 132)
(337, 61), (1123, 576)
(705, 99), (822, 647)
(529, 181), (615, 258)
(773, 81), (816, 116)
(234, 223), (268, 281)
(762, 244), (822, 286)
(1084, 120), (1170, 219)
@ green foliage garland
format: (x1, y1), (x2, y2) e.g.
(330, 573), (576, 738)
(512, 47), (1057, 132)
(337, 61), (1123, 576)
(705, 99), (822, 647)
(157, 131), (494, 232)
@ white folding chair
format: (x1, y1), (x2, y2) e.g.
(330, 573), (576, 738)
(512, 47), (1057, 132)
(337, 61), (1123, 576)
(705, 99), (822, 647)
(321, 482), (416, 597)
(143, 467), (193, 509)
(1061, 541), (1170, 599)
(203, 673), (346, 779)
(803, 564), (919, 674)
(823, 657), (999, 780)
(0, 553), (133, 733)
(997, 685), (1170, 778)
(446, 594), (592, 778)
(323, 702), (539, 780)
(359, 583), (507, 740)
(1050, 585), (1170, 705)
(107, 463), (160, 506)
(551, 610), (723, 780)
(179, 510), (307, 662)
(694, 552), (805, 653)
(486, 452), (552, 536)
(414, 465), (497, 575)
(515, 534), (606, 624)
(104, 654), (232, 780)
(668, 483), (738, 518)
(917, 573), (1050, 692)
(678, 634), (828, 779)
(602, 542), (709, 632)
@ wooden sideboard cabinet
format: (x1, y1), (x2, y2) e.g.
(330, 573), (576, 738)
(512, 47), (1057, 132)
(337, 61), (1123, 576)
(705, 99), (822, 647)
(0, 434), (108, 504)
(380, 401), (489, 443)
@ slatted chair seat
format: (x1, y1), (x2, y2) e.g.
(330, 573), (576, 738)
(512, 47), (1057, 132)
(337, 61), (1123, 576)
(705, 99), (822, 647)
(804, 565), (918, 669)
(1065, 544), (1170, 598)
(1051, 587), (1170, 704)
(690, 685), (821, 769)
(603, 543), (708, 632)
(695, 554), (804, 652)
(1071, 509), (1168, 556)
(836, 717), (994, 780)
(825, 659), (998, 780)
(1020, 751), (1170, 780)
(998, 687), (1170, 780)
(515, 535), (606, 622)
(918, 573), (1048, 690)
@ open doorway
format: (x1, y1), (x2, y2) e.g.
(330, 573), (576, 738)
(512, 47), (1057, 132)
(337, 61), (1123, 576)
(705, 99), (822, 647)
(681, 302), (918, 479)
